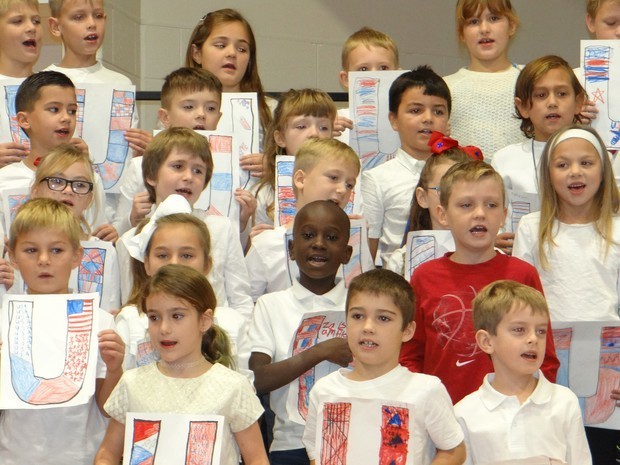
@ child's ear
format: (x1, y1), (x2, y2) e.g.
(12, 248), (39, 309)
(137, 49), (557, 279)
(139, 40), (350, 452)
(191, 44), (203, 66)
(203, 256), (213, 275)
(436, 204), (449, 228)
(71, 245), (83, 270)
(388, 111), (399, 132)
(274, 129), (287, 149)
(401, 321), (415, 343)
(415, 186), (429, 209)
(293, 168), (305, 192)
(475, 329), (494, 355)
(16, 112), (31, 132)
(48, 16), (62, 38)
(507, 19), (517, 38)
(585, 14), (596, 35)
(287, 238), (295, 261)
(199, 308), (214, 333)
(342, 245), (353, 265)
(157, 108), (171, 129)
(514, 97), (530, 119)
(338, 70), (349, 90)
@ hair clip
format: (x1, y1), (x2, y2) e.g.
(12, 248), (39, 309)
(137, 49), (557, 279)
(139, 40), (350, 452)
(428, 131), (483, 161)
(123, 194), (193, 263)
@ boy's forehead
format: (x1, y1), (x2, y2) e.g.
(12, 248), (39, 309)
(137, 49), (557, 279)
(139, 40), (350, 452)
(295, 203), (348, 231)
(60, 0), (103, 12)
(171, 88), (221, 104)
(348, 45), (396, 65)
(450, 177), (503, 197)
(3, 2), (39, 15)
(503, 301), (549, 323)
(400, 86), (447, 106)
(36, 85), (77, 104)
(308, 155), (359, 176)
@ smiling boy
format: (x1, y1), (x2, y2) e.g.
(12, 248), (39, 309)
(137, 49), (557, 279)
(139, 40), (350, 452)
(303, 269), (465, 465)
(248, 200), (354, 465)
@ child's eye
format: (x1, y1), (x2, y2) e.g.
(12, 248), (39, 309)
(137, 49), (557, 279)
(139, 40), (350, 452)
(489, 15), (501, 22)
(95, 12), (105, 20)
(214, 42), (225, 49)
(32, 17), (41, 25)
(51, 248), (63, 254)
(379, 315), (391, 322)
(156, 253), (168, 260)
(408, 108), (421, 114)
(358, 66), (369, 72)
(433, 109), (445, 116)
(467, 18), (480, 25)
(346, 182), (355, 190)
(319, 125), (330, 132)
(537, 328), (547, 336)
(192, 167), (204, 175)
(181, 253), (195, 260)
(302, 232), (315, 239)
(171, 163), (182, 170)
(349, 313), (363, 320)
(237, 46), (248, 53)
(555, 162), (568, 169)
(487, 202), (498, 208)
(295, 124), (307, 130)
(147, 313), (159, 322)
(207, 106), (217, 112)
(460, 202), (472, 209)
(173, 313), (184, 320)
(24, 247), (36, 254)
(68, 108), (77, 116)
(183, 104), (194, 110)
(326, 233), (339, 241)
(72, 14), (84, 21)
(379, 65), (390, 71)
(581, 160), (593, 166)
(512, 327), (524, 333)
(48, 106), (59, 113)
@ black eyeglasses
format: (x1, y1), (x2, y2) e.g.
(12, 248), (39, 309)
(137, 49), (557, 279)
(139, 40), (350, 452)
(426, 186), (441, 193)
(41, 177), (93, 195)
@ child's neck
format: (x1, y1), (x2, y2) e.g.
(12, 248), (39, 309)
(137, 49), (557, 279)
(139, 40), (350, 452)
(490, 370), (538, 405)
(22, 144), (47, 171)
(59, 50), (97, 69)
(449, 247), (496, 265)
(401, 145), (431, 162)
(345, 359), (398, 382)
(0, 60), (33, 78)
(157, 357), (212, 379)
(556, 205), (597, 225)
(468, 55), (512, 73)
(298, 273), (338, 296)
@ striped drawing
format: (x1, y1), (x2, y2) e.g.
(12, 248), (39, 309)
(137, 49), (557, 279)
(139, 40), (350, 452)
(129, 419), (161, 465)
(185, 421), (218, 465)
(320, 402), (351, 465)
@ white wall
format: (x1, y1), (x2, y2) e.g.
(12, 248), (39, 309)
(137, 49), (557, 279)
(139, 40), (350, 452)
(102, 0), (590, 130)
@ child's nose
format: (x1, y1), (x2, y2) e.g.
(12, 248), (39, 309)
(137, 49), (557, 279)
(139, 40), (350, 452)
(37, 250), (50, 265)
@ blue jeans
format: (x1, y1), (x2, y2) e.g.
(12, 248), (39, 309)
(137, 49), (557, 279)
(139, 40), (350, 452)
(269, 448), (309, 465)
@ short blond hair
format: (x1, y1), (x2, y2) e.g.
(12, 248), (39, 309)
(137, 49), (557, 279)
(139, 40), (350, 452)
(0, 0), (39, 17)
(293, 138), (360, 198)
(439, 160), (505, 208)
(9, 198), (82, 251)
(586, 0), (620, 18)
(49, 0), (100, 17)
(341, 27), (399, 70)
(473, 280), (548, 335)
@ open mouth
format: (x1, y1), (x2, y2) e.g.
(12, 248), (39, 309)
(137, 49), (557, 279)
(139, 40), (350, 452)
(222, 63), (236, 71)
(84, 34), (98, 42)
(469, 225), (487, 234)
(61, 200), (75, 207)
(545, 113), (561, 121)
(521, 351), (537, 361)
(360, 340), (378, 348)
(22, 39), (37, 48)
(308, 255), (328, 264)
(55, 128), (70, 137)
(479, 38), (495, 45)
(418, 129), (432, 135)
(160, 340), (177, 348)
(193, 124), (205, 130)
(568, 183), (586, 193)
(176, 188), (192, 197)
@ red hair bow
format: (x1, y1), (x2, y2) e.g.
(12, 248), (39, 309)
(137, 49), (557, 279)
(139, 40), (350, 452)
(428, 131), (483, 161)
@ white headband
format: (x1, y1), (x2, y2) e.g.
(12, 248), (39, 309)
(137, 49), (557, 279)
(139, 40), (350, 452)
(554, 128), (606, 161)
(123, 194), (193, 262)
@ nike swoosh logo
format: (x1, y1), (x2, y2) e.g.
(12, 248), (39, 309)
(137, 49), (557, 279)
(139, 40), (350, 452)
(456, 359), (475, 367)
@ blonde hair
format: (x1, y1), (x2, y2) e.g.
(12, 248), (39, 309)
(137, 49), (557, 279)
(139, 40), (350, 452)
(292, 138), (360, 198)
(142, 127), (213, 204)
(31, 143), (96, 236)
(185, 8), (272, 134)
(0, 0), (39, 17)
(456, 0), (520, 38)
(257, 89), (337, 221)
(537, 124), (619, 269)
(341, 27), (399, 70)
(128, 213), (212, 307)
(473, 280), (548, 334)
(140, 264), (233, 368)
(439, 160), (505, 208)
(9, 198), (82, 251)
(586, 0), (620, 18)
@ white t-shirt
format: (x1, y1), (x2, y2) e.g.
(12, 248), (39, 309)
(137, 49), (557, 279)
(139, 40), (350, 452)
(455, 371), (592, 465)
(444, 66), (526, 160)
(362, 148), (426, 267)
(513, 212), (620, 321)
(0, 308), (114, 465)
(247, 279), (347, 452)
(492, 139), (546, 194)
(303, 365), (464, 464)
(104, 362), (263, 465)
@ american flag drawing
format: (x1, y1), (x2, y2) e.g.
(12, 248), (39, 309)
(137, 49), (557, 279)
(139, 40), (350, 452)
(67, 299), (94, 333)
